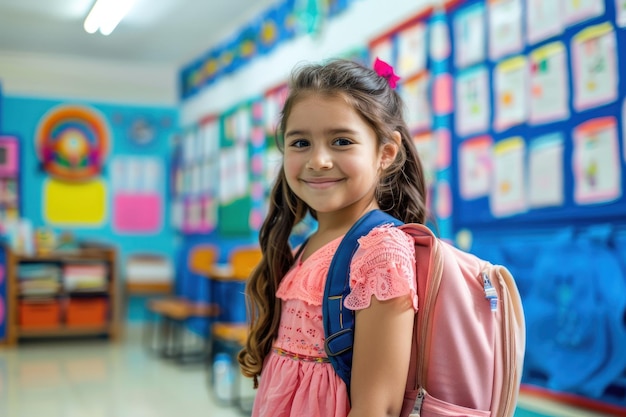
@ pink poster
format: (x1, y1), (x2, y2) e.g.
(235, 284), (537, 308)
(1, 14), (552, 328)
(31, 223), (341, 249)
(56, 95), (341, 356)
(113, 194), (162, 233)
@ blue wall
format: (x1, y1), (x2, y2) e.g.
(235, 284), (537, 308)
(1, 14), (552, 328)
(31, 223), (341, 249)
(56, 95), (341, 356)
(1, 95), (180, 280)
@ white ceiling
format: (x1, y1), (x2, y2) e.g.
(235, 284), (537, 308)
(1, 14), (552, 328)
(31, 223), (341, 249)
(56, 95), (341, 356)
(0, 0), (279, 68)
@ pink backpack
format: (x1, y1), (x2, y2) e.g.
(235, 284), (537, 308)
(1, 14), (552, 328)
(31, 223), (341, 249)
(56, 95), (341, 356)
(323, 210), (526, 417)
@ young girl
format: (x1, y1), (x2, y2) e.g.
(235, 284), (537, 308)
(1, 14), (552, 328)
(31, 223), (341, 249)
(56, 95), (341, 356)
(238, 58), (428, 417)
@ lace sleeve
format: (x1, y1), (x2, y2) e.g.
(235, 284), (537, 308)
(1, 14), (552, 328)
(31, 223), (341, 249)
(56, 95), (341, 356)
(343, 225), (418, 311)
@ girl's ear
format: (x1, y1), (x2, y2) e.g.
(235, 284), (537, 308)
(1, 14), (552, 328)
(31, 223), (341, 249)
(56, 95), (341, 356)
(380, 131), (401, 169)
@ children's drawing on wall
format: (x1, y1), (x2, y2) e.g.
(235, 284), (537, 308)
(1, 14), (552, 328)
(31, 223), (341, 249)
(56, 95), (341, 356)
(396, 22), (427, 78)
(529, 42), (570, 124)
(111, 156), (163, 234)
(400, 73), (431, 132)
(454, 3), (486, 69)
(490, 137), (526, 217)
(456, 66), (490, 137)
(526, 0), (563, 45)
(459, 135), (492, 200)
(528, 132), (565, 208)
(488, 0), (523, 61)
(564, 0), (605, 26)
(36, 104), (110, 227)
(494, 56), (528, 131)
(572, 23), (618, 112)
(572, 117), (621, 205)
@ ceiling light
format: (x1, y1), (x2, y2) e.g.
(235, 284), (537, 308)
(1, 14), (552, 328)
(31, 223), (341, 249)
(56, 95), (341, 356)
(84, 0), (136, 36)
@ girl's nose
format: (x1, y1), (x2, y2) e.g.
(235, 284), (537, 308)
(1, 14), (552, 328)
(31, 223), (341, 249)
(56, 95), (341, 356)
(306, 147), (333, 170)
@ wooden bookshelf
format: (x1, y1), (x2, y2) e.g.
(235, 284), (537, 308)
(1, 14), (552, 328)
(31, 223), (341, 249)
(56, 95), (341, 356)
(5, 245), (120, 346)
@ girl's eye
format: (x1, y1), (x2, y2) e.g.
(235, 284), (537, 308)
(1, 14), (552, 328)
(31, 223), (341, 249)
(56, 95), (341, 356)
(333, 138), (352, 146)
(289, 139), (310, 148)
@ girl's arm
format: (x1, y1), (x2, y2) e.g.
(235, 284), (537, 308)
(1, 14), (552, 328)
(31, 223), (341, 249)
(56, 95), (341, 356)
(348, 295), (415, 417)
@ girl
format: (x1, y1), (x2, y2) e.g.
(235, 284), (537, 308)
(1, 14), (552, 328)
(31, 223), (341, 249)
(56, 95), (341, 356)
(238, 58), (428, 417)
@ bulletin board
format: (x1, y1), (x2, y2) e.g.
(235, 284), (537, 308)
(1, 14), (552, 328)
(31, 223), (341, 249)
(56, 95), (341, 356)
(169, 115), (220, 235)
(367, 6), (458, 240)
(217, 98), (265, 236)
(449, 0), (626, 228)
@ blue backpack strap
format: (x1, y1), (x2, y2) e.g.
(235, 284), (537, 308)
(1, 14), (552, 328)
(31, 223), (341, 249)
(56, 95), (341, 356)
(323, 210), (403, 394)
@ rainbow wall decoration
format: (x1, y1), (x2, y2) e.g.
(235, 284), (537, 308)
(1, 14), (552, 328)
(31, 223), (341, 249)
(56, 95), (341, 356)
(35, 105), (110, 182)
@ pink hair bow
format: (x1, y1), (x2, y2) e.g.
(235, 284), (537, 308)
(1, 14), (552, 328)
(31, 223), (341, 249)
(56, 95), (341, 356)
(373, 57), (400, 89)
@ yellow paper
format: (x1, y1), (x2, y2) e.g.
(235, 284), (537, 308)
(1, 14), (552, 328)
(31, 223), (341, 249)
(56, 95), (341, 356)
(44, 178), (107, 226)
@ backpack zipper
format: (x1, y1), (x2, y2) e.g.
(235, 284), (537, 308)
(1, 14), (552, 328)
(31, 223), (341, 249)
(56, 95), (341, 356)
(416, 232), (444, 400)
(496, 267), (522, 417)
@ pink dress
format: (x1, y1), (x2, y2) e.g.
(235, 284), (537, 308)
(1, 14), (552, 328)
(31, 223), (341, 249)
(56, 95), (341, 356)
(252, 225), (418, 417)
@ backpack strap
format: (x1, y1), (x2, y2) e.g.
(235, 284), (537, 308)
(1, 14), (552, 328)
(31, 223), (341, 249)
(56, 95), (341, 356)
(323, 210), (403, 394)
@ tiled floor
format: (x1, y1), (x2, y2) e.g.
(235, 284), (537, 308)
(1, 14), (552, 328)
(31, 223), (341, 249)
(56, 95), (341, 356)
(0, 326), (619, 417)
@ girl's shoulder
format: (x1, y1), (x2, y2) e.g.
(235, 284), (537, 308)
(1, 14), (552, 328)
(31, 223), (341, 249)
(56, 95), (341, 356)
(351, 224), (416, 275)
(346, 224), (418, 311)
(356, 224), (415, 254)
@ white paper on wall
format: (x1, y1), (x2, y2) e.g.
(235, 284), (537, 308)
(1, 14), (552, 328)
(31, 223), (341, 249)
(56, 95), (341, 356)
(528, 133), (565, 208)
(527, 0), (563, 45)
(573, 117), (621, 204)
(564, 0), (605, 26)
(490, 137), (527, 217)
(396, 23), (427, 78)
(529, 42), (569, 125)
(459, 135), (493, 200)
(572, 23), (618, 111)
(454, 3), (486, 69)
(488, 0), (523, 60)
(455, 66), (490, 137)
(494, 56), (528, 131)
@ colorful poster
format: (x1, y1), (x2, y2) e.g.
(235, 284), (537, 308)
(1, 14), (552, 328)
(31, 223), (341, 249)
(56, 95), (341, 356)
(528, 133), (565, 208)
(459, 135), (493, 200)
(396, 22), (427, 78)
(494, 56), (527, 131)
(111, 156), (163, 234)
(455, 66), (490, 137)
(529, 42), (569, 125)
(44, 178), (108, 226)
(35, 105), (110, 182)
(572, 23), (618, 111)
(490, 137), (526, 217)
(400, 73), (431, 132)
(454, 4), (486, 69)
(488, 0), (523, 60)
(572, 118), (621, 204)
(564, 0), (605, 26)
(526, 0), (563, 44)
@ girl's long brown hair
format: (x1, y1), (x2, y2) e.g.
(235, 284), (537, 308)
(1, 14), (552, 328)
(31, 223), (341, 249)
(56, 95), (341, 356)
(238, 59), (428, 386)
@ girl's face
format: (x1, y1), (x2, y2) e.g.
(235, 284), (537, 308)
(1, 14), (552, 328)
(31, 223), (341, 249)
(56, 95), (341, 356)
(283, 94), (397, 224)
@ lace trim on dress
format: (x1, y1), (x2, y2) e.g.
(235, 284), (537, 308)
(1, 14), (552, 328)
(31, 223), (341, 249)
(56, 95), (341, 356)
(344, 225), (418, 311)
(276, 237), (342, 306)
